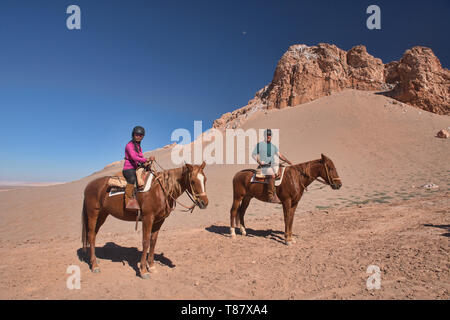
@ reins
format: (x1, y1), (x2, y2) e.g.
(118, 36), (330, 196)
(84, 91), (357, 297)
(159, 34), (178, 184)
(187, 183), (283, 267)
(292, 159), (340, 191)
(150, 160), (201, 213)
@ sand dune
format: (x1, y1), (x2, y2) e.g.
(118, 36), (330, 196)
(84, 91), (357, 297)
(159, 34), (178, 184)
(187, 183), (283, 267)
(0, 90), (448, 299)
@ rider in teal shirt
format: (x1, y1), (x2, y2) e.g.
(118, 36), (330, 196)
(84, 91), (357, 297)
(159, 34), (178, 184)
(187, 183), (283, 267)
(253, 139), (279, 165)
(252, 129), (292, 202)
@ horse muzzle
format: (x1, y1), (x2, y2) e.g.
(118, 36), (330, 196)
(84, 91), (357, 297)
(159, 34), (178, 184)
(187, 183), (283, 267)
(196, 197), (208, 209)
(331, 182), (342, 190)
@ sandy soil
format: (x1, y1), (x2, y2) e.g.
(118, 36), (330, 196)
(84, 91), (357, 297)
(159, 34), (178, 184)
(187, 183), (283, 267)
(0, 193), (448, 300)
(0, 90), (448, 299)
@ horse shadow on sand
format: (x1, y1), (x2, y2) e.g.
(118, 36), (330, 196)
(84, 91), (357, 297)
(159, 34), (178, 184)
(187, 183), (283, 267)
(77, 242), (176, 277)
(205, 225), (287, 244)
(423, 224), (450, 238)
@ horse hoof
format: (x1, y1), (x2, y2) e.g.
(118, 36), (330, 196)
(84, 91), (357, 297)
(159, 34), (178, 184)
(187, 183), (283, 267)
(141, 272), (150, 279)
(92, 267), (101, 273)
(285, 241), (292, 246)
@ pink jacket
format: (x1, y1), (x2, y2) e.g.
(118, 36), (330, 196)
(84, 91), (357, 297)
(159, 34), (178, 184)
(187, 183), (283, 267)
(123, 141), (147, 170)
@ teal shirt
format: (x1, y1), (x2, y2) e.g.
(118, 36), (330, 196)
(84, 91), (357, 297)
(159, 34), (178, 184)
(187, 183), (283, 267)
(252, 142), (279, 164)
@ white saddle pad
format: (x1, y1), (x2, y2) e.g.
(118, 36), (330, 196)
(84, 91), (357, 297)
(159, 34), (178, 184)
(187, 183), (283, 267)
(275, 166), (286, 186)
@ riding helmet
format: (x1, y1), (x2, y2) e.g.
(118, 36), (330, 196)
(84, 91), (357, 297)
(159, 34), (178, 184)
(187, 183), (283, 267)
(132, 126), (145, 137)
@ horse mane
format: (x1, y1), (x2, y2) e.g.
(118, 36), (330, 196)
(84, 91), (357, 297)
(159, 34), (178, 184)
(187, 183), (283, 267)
(292, 159), (322, 177)
(154, 167), (184, 198)
(239, 169), (257, 173)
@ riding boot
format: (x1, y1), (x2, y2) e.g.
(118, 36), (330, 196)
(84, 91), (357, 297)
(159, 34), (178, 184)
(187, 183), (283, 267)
(267, 176), (280, 203)
(125, 183), (140, 211)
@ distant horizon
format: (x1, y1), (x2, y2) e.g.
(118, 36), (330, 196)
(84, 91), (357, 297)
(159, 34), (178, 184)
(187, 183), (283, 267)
(0, 181), (65, 186)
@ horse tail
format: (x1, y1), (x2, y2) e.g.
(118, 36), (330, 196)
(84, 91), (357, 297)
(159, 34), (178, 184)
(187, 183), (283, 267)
(81, 200), (88, 253)
(231, 172), (246, 227)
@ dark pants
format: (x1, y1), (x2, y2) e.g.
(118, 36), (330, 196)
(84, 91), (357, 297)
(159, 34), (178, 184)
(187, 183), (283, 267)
(122, 169), (137, 186)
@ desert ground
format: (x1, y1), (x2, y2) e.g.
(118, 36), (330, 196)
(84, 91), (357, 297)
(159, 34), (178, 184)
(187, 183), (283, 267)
(0, 90), (448, 299)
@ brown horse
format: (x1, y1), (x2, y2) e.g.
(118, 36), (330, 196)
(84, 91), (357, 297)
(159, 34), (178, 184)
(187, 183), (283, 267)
(230, 154), (342, 245)
(81, 162), (208, 279)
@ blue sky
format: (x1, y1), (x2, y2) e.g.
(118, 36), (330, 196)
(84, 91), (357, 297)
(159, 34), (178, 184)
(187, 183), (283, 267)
(0, 0), (449, 182)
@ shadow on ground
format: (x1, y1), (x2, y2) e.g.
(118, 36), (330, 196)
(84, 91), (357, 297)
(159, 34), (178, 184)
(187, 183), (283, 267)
(424, 224), (450, 237)
(77, 242), (176, 276)
(205, 225), (286, 244)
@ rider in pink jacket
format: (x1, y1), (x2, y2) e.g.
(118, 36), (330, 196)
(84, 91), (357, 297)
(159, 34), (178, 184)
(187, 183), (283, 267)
(124, 140), (147, 170)
(122, 126), (154, 211)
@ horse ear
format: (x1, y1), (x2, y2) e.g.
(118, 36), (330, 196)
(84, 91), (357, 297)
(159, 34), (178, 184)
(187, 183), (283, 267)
(185, 163), (194, 172)
(321, 153), (326, 161)
(200, 161), (206, 169)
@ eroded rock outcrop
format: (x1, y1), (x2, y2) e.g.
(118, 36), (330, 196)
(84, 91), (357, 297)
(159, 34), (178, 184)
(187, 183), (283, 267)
(436, 128), (449, 139)
(213, 44), (449, 129)
(386, 47), (450, 115)
(260, 44), (387, 109)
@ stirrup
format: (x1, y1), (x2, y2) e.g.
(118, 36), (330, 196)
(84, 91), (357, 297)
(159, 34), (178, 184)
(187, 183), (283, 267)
(126, 198), (140, 211)
(269, 194), (280, 203)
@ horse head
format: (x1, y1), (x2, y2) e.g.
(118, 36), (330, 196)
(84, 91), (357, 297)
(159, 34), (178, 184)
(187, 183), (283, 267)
(320, 154), (342, 190)
(184, 161), (209, 209)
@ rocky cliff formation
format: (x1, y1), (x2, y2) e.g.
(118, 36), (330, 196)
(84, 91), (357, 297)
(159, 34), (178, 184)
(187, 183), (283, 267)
(213, 44), (449, 129)
(385, 46), (450, 115)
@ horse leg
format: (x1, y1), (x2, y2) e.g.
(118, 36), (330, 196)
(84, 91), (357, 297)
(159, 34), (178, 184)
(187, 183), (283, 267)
(286, 202), (299, 244)
(139, 215), (153, 279)
(230, 196), (243, 238)
(146, 220), (163, 273)
(87, 208), (101, 272)
(95, 210), (109, 234)
(281, 199), (293, 246)
(87, 210), (109, 272)
(238, 196), (252, 236)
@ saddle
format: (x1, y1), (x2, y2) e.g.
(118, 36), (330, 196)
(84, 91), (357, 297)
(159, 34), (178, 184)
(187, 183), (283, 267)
(250, 165), (286, 185)
(107, 167), (150, 190)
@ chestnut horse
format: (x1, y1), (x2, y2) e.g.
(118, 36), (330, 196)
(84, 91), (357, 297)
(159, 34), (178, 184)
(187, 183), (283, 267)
(81, 162), (208, 278)
(230, 154), (341, 245)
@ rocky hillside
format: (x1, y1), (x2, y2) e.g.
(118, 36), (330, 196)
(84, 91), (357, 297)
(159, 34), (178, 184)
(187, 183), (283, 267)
(213, 44), (449, 129)
(385, 46), (450, 115)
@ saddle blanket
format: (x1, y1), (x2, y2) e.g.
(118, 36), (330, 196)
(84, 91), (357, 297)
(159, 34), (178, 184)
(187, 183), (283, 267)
(250, 166), (286, 186)
(108, 167), (148, 188)
(108, 172), (154, 197)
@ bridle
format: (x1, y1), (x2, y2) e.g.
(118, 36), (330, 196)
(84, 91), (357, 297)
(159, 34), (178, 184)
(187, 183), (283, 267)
(292, 159), (341, 190)
(185, 171), (207, 207)
(150, 160), (206, 213)
(322, 160), (341, 186)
